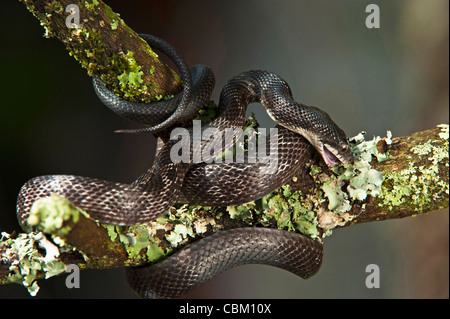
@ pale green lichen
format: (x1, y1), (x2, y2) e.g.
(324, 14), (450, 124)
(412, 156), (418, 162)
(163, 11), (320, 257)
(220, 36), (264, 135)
(26, 194), (84, 238)
(2, 194), (94, 296)
(308, 131), (389, 235)
(110, 49), (170, 102)
(329, 132), (388, 203)
(85, 0), (100, 12)
(379, 163), (448, 210)
(226, 203), (255, 224)
(379, 125), (449, 210)
(225, 184), (321, 240)
(101, 204), (222, 264)
(1, 231), (66, 296)
(110, 19), (119, 30)
(309, 165), (322, 176)
(165, 224), (194, 247)
(322, 179), (352, 213)
(348, 130), (391, 163)
(124, 225), (165, 262)
(13, 121), (446, 297)
(163, 205), (221, 247)
(44, 1), (63, 16)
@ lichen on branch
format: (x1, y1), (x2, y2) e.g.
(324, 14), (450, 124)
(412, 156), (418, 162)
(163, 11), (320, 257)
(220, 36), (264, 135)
(5, 0), (448, 298)
(19, 0), (182, 102)
(349, 124), (449, 225)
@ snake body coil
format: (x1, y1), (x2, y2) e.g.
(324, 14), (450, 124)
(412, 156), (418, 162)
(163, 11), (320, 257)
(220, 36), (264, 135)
(16, 34), (353, 298)
(127, 228), (323, 299)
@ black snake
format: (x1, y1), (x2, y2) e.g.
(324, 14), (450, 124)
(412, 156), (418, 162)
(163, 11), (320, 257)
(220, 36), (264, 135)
(16, 34), (353, 298)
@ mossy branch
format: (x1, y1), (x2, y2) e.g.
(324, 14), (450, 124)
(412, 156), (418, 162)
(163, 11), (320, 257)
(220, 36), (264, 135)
(1, 125), (448, 294)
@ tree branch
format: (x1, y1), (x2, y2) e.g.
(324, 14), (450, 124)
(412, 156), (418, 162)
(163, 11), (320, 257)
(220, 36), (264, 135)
(3, 0), (448, 296)
(19, 0), (182, 102)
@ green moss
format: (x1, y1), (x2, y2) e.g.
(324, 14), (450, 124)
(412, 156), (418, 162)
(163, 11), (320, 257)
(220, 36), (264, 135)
(196, 101), (219, 123)
(124, 226), (165, 262)
(268, 185), (320, 238)
(102, 224), (166, 264)
(65, 26), (161, 102)
(101, 50), (168, 102)
(309, 165), (322, 176)
(1, 232), (66, 296)
(379, 126), (449, 210)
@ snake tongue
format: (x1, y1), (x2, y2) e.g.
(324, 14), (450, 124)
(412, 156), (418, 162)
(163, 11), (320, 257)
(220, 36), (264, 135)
(322, 145), (338, 167)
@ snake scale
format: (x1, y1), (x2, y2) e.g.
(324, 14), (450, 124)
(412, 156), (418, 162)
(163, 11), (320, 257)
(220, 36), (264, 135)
(16, 34), (353, 298)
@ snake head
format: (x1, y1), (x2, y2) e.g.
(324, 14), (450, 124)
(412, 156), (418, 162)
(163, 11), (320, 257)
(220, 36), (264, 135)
(299, 106), (354, 167)
(321, 140), (353, 167)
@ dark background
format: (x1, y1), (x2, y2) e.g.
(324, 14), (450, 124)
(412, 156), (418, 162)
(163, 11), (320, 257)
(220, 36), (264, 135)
(0, 0), (448, 298)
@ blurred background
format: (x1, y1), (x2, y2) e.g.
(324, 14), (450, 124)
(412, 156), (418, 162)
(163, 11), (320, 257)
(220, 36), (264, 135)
(0, 0), (448, 298)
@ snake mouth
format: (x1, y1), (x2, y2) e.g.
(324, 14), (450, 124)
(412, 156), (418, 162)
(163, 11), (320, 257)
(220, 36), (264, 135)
(322, 144), (342, 167)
